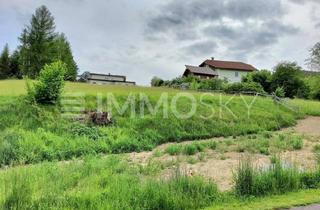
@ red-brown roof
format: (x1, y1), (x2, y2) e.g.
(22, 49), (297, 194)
(200, 59), (256, 71)
(184, 65), (218, 76)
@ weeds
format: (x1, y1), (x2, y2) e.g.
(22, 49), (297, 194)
(234, 157), (320, 197)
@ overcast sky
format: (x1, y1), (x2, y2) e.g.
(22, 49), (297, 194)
(0, 0), (319, 85)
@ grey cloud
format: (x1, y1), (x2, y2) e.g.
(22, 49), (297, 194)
(147, 0), (285, 37)
(183, 40), (217, 56)
(204, 20), (298, 54)
(147, 0), (298, 60)
(289, 0), (320, 4)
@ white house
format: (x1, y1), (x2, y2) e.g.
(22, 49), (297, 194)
(183, 58), (256, 83)
(79, 72), (136, 86)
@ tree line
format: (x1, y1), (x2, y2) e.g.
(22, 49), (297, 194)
(0, 6), (78, 81)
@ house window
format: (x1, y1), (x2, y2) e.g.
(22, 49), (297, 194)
(235, 72), (239, 77)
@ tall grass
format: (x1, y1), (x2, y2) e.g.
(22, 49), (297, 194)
(0, 156), (219, 210)
(234, 157), (320, 197)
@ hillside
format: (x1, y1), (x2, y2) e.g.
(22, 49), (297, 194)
(1, 80), (320, 209)
(0, 80), (320, 166)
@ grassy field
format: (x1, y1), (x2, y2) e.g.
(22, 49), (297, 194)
(1, 80), (320, 165)
(0, 154), (320, 210)
(1, 79), (320, 209)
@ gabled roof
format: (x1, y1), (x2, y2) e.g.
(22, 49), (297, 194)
(184, 65), (218, 76)
(200, 59), (256, 71)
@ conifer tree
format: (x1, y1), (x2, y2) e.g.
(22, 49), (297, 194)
(19, 5), (57, 78)
(0, 44), (10, 79)
(9, 50), (22, 79)
(54, 33), (78, 81)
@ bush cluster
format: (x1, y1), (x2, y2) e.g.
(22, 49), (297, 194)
(27, 61), (66, 105)
(152, 61), (320, 100)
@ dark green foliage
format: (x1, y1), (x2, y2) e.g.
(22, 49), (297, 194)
(0, 44), (10, 79)
(198, 78), (225, 90)
(242, 70), (272, 93)
(28, 61), (66, 104)
(300, 170), (320, 189)
(274, 87), (285, 98)
(272, 62), (310, 98)
(19, 6), (57, 78)
(234, 157), (319, 197)
(151, 76), (226, 91)
(9, 50), (22, 79)
(304, 75), (320, 100)
(18, 6), (77, 79)
(70, 123), (101, 141)
(151, 76), (164, 87)
(224, 82), (265, 94)
(54, 33), (78, 81)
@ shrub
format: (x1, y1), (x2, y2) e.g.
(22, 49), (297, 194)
(224, 82), (265, 94)
(70, 123), (102, 141)
(242, 70), (272, 93)
(274, 87), (285, 98)
(151, 76), (164, 87)
(198, 78), (226, 90)
(300, 170), (320, 189)
(272, 62), (309, 98)
(28, 61), (66, 105)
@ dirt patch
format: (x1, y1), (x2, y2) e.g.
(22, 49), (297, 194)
(294, 117), (320, 137)
(127, 117), (320, 191)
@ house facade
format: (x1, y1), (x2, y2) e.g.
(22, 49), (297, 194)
(184, 58), (256, 83)
(79, 72), (136, 86)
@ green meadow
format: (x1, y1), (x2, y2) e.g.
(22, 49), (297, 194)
(1, 79), (320, 209)
(1, 80), (319, 165)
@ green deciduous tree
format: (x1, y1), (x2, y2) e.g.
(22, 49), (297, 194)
(0, 44), (10, 79)
(54, 33), (78, 81)
(307, 42), (320, 71)
(28, 61), (66, 105)
(242, 70), (272, 93)
(272, 62), (310, 98)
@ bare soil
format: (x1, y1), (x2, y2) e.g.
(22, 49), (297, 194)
(294, 117), (320, 136)
(128, 117), (320, 191)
